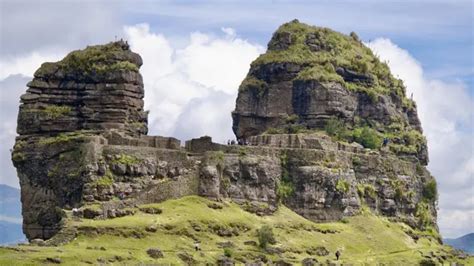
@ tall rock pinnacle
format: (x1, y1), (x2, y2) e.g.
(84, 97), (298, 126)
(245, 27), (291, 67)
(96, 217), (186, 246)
(232, 19), (428, 164)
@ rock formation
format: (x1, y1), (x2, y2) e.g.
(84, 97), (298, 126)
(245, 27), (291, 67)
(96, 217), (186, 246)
(12, 21), (439, 244)
(232, 20), (428, 164)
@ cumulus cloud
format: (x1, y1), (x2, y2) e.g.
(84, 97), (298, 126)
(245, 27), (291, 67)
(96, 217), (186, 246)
(367, 39), (473, 238)
(0, 52), (65, 80)
(0, 24), (263, 189)
(124, 24), (264, 142)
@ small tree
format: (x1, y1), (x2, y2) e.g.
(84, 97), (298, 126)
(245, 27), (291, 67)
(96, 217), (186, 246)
(353, 127), (382, 149)
(223, 248), (233, 258)
(257, 225), (276, 249)
(325, 117), (349, 140)
(277, 180), (294, 202)
(423, 180), (437, 202)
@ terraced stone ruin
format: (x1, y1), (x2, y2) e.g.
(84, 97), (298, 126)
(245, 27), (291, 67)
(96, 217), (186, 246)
(12, 20), (440, 258)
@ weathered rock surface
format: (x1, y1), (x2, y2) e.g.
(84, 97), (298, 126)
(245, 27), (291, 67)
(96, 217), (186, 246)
(18, 41), (147, 137)
(232, 20), (428, 164)
(12, 22), (438, 243)
(11, 41), (191, 240)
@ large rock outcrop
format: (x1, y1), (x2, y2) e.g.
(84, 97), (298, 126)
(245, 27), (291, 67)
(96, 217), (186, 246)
(12, 41), (191, 240)
(232, 20), (428, 164)
(12, 22), (439, 243)
(18, 41), (147, 137)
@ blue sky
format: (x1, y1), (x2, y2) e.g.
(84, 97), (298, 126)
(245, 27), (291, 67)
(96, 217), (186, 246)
(0, 0), (472, 238)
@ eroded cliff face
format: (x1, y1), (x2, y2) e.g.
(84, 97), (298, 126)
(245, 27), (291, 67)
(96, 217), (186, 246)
(11, 41), (185, 240)
(12, 23), (438, 243)
(232, 20), (428, 165)
(196, 134), (437, 231)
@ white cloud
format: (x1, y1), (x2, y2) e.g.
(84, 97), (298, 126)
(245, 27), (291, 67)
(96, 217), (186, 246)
(0, 52), (65, 80)
(124, 24), (264, 141)
(367, 39), (474, 238)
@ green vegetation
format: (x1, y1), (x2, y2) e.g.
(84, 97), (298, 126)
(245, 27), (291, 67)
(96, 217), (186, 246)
(251, 20), (409, 104)
(336, 179), (350, 193)
(276, 180), (295, 201)
(324, 117), (349, 140)
(238, 147), (247, 157)
(387, 129), (426, 155)
(38, 132), (86, 146)
(112, 154), (141, 166)
(352, 156), (362, 167)
(264, 127), (284, 134)
(296, 64), (344, 83)
(11, 152), (26, 162)
(238, 76), (268, 96)
(415, 202), (433, 228)
(35, 41), (139, 80)
(352, 127), (382, 149)
(356, 184), (377, 199)
(94, 171), (114, 187)
(42, 105), (72, 119)
(257, 225), (276, 249)
(324, 117), (383, 149)
(390, 179), (405, 202)
(0, 196), (468, 265)
(223, 247), (233, 258)
(277, 151), (295, 202)
(422, 180), (437, 202)
(208, 151), (226, 170)
(285, 123), (306, 134)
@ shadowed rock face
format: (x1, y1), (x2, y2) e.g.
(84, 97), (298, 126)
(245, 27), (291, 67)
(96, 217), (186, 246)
(11, 23), (438, 243)
(232, 20), (427, 164)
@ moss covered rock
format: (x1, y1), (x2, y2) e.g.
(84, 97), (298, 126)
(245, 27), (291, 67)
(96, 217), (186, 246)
(232, 20), (427, 164)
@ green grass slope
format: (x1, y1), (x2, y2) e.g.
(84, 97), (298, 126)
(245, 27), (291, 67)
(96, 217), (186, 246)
(0, 196), (471, 265)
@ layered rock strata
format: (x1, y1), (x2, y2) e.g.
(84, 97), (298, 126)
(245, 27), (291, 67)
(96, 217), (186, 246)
(12, 24), (438, 243)
(232, 20), (428, 164)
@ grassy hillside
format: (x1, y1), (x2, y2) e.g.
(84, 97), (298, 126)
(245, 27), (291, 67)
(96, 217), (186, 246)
(0, 196), (471, 265)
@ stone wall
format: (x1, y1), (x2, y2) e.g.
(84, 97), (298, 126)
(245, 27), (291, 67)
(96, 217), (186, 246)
(185, 136), (228, 153)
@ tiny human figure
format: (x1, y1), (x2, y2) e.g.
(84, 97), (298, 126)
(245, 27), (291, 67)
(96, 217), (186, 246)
(227, 140), (231, 145)
(383, 137), (389, 147)
(118, 192), (125, 200)
(194, 242), (200, 251)
(335, 250), (341, 261)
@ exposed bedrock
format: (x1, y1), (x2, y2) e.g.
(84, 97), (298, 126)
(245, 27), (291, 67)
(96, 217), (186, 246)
(12, 22), (438, 242)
